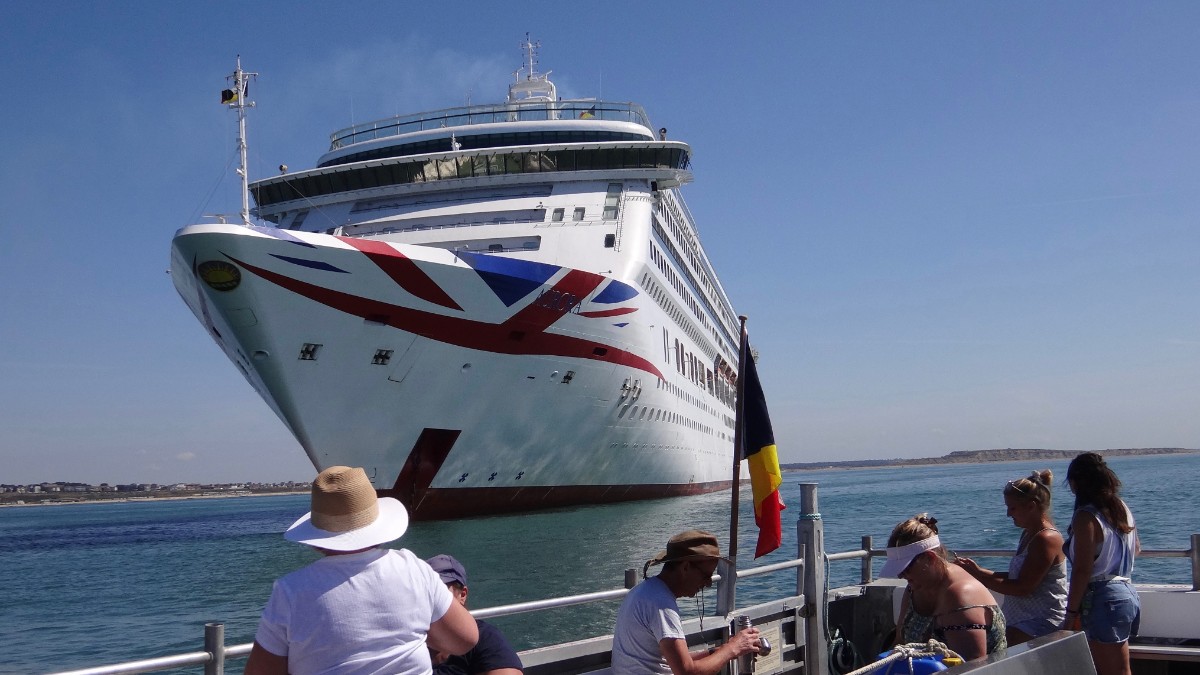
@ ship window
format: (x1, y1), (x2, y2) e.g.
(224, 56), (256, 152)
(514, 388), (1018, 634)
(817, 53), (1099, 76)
(299, 343), (322, 361)
(603, 182), (621, 220)
(604, 234), (615, 248)
(573, 207), (585, 221)
(552, 208), (564, 222)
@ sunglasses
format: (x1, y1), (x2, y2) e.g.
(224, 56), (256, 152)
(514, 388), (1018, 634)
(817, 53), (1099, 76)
(1006, 480), (1028, 495)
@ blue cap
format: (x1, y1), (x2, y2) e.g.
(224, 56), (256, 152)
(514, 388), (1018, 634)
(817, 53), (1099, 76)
(426, 554), (468, 586)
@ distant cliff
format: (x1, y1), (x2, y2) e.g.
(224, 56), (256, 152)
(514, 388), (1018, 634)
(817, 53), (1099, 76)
(782, 447), (1198, 471)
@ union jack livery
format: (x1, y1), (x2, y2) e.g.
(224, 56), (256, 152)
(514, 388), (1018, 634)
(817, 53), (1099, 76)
(171, 42), (743, 519)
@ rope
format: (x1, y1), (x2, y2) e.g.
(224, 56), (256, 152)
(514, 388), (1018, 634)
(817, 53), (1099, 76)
(828, 627), (863, 674)
(839, 640), (963, 675)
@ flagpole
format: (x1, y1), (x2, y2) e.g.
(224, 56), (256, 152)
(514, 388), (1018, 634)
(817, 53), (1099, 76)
(227, 56), (256, 227)
(720, 315), (749, 616)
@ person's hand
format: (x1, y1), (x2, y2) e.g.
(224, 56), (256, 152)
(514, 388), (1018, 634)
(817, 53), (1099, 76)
(729, 627), (762, 657)
(953, 557), (981, 576)
(1061, 612), (1082, 632)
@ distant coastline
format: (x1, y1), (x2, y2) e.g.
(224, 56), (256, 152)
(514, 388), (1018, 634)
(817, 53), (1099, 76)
(0, 487), (308, 508)
(783, 447), (1198, 472)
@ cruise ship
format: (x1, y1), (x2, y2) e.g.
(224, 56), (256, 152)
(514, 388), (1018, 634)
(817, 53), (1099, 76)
(170, 42), (744, 519)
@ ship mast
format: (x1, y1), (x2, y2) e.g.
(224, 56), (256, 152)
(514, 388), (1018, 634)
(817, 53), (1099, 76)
(224, 57), (257, 226)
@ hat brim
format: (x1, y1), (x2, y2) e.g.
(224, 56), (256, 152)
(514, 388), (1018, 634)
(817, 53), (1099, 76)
(284, 496), (409, 551)
(647, 551), (732, 567)
(879, 535), (941, 578)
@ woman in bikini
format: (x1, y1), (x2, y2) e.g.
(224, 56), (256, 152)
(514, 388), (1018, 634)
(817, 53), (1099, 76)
(955, 470), (1067, 645)
(883, 514), (1006, 661)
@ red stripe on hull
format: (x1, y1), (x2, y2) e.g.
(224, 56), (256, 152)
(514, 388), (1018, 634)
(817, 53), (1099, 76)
(379, 481), (734, 521)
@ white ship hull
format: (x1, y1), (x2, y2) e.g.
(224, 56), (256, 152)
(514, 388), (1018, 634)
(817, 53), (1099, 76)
(174, 49), (745, 518)
(171, 221), (737, 518)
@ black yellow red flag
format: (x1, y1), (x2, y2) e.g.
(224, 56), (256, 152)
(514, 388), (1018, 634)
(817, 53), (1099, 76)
(741, 341), (784, 557)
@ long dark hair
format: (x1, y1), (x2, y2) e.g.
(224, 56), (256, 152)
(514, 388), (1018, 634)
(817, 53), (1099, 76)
(1066, 452), (1133, 534)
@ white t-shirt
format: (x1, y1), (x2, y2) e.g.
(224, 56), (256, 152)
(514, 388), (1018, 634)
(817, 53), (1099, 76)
(611, 576), (686, 674)
(254, 547), (454, 675)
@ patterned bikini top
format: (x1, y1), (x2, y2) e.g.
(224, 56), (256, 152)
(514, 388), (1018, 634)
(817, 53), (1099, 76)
(902, 588), (1008, 655)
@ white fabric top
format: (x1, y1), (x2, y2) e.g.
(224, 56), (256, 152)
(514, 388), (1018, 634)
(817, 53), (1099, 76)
(611, 576), (686, 674)
(1070, 502), (1137, 580)
(1002, 549), (1068, 631)
(254, 547), (454, 675)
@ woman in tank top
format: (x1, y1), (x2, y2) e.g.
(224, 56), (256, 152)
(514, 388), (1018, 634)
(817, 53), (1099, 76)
(1063, 452), (1140, 675)
(955, 470), (1067, 645)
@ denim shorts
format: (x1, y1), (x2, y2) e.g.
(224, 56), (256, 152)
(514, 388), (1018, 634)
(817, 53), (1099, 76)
(1081, 579), (1140, 644)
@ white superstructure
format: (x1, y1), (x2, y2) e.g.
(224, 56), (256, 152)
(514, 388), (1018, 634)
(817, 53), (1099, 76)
(171, 42), (743, 518)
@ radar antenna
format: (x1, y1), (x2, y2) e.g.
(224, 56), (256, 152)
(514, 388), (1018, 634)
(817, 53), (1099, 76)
(507, 34), (555, 104)
(522, 33), (540, 81)
(224, 56), (258, 226)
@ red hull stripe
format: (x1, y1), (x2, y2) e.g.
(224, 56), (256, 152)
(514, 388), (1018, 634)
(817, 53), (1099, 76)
(579, 307), (639, 318)
(380, 481), (734, 521)
(228, 255), (664, 379)
(338, 237), (463, 311)
(500, 269), (604, 332)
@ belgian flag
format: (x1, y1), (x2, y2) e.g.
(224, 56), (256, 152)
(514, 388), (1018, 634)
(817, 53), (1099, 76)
(221, 84), (247, 104)
(741, 339), (784, 557)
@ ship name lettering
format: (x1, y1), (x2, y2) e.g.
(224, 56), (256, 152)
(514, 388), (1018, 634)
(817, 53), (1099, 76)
(535, 289), (580, 313)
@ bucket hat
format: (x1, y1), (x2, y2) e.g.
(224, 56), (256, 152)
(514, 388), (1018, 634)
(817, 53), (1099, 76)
(646, 529), (729, 570)
(284, 466), (408, 551)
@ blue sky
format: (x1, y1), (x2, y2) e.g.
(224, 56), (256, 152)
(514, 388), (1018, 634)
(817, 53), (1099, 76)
(2, 2), (1198, 485)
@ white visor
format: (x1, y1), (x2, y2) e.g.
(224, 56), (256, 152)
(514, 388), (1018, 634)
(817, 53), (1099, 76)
(879, 534), (941, 578)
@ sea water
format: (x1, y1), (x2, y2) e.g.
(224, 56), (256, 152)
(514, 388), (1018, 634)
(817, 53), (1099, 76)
(1, 453), (1195, 674)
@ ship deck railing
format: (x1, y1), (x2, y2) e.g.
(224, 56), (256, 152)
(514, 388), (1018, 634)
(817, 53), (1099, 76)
(42, 484), (1200, 675)
(330, 101), (652, 150)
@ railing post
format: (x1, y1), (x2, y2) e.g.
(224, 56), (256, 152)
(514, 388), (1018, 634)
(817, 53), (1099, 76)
(798, 483), (828, 674)
(861, 535), (874, 584)
(205, 622), (225, 675)
(625, 568), (638, 590)
(1191, 533), (1200, 592)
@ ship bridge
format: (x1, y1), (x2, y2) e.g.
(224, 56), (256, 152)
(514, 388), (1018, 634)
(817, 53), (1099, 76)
(318, 100), (656, 168)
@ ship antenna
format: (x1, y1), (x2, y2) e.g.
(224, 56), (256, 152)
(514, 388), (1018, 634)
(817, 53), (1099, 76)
(522, 32), (540, 81)
(225, 56), (257, 226)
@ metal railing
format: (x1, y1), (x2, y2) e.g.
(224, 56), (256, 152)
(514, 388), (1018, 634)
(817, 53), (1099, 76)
(848, 533), (1200, 590)
(45, 549), (804, 675)
(330, 101), (652, 150)
(43, 493), (1198, 675)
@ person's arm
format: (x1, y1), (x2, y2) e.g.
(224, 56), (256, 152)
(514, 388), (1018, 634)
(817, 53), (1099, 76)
(966, 532), (1059, 597)
(428, 600), (480, 657)
(934, 606), (989, 661)
(243, 641), (288, 675)
(953, 558), (1008, 585)
(659, 628), (761, 675)
(1063, 511), (1099, 631)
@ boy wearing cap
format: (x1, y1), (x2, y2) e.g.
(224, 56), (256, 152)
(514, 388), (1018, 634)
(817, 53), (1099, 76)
(244, 466), (478, 675)
(611, 529), (762, 675)
(427, 554), (524, 675)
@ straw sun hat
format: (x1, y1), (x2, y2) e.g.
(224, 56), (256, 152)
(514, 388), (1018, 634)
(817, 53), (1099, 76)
(284, 466), (409, 551)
